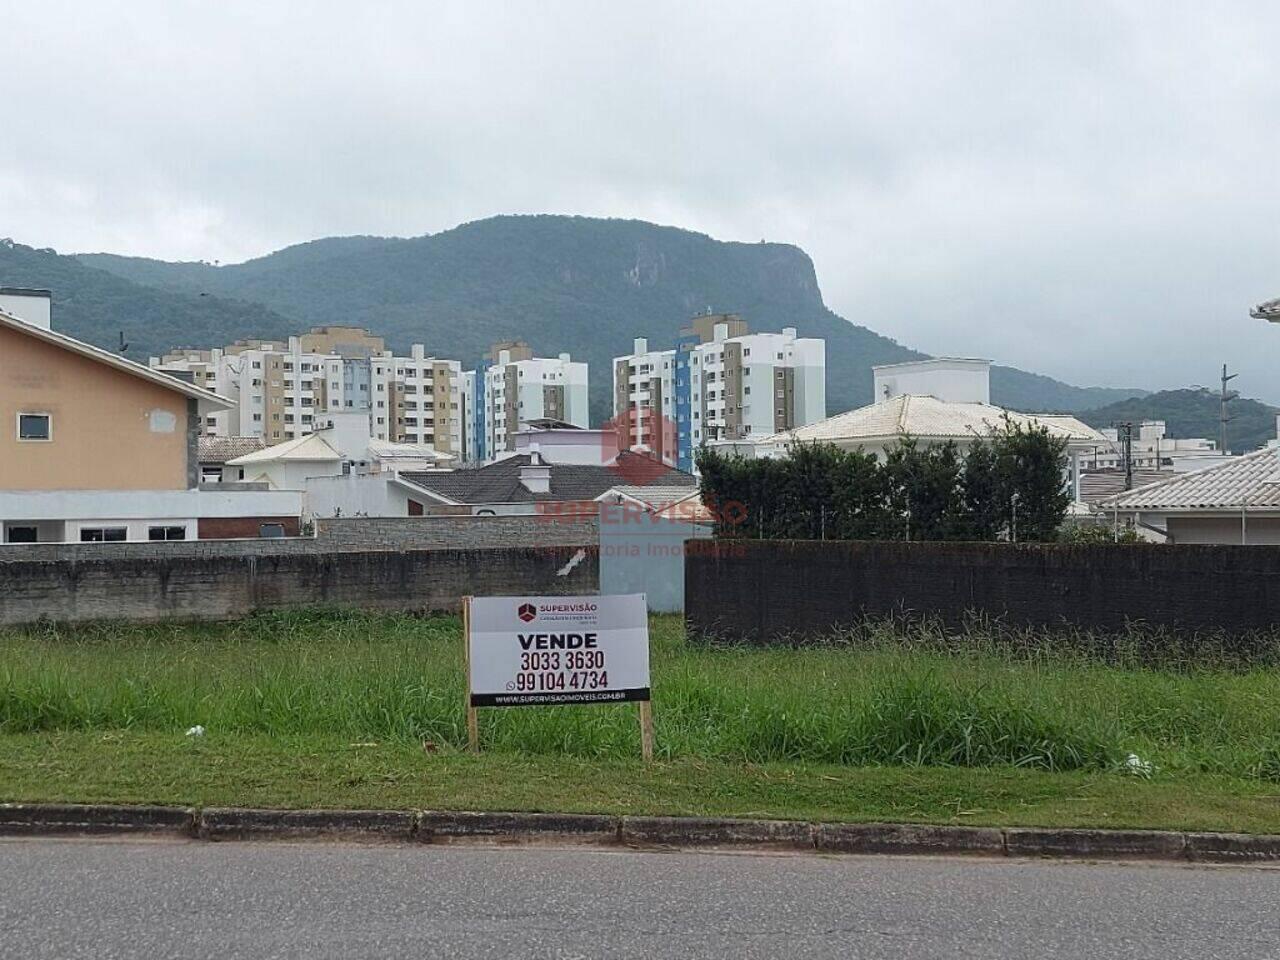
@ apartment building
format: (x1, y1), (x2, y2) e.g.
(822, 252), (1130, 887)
(152, 327), (467, 455)
(471, 342), (589, 462)
(613, 314), (826, 472)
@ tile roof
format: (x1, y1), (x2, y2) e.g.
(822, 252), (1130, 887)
(1250, 297), (1280, 320)
(198, 436), (266, 464)
(226, 433), (343, 465)
(366, 439), (455, 464)
(1101, 447), (1280, 510)
(1078, 469), (1179, 505)
(769, 395), (1108, 446)
(602, 485), (702, 508)
(401, 452), (695, 504)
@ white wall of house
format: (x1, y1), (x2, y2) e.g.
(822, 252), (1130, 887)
(303, 473), (417, 519)
(238, 460), (339, 491)
(0, 290), (52, 330)
(513, 428), (617, 465)
(0, 488), (301, 542)
(873, 359), (991, 404)
(1165, 514), (1280, 545)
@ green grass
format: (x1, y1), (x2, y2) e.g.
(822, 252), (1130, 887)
(3, 609), (1280, 831)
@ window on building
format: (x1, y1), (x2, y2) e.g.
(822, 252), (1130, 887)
(201, 465), (223, 483)
(252, 361), (261, 369)
(80, 527), (127, 542)
(206, 416), (217, 426)
(6, 526), (38, 543)
(17, 413), (51, 441)
(252, 413), (262, 422)
(148, 526), (187, 541)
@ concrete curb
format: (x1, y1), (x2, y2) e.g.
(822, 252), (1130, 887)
(815, 822), (1005, 857)
(417, 810), (620, 845)
(1005, 828), (1186, 861)
(3, 804), (1280, 864)
(0, 803), (196, 837)
(199, 808), (415, 842)
(622, 815), (813, 850)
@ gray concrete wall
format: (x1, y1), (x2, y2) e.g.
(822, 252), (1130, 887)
(599, 513), (712, 613)
(0, 515), (600, 562)
(0, 545), (597, 626)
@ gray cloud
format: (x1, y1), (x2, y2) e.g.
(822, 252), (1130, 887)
(3, 0), (1278, 400)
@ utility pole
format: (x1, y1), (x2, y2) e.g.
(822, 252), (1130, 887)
(1220, 364), (1238, 456)
(1115, 421), (1135, 491)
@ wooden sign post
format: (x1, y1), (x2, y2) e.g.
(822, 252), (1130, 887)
(462, 596), (479, 752)
(462, 594), (653, 761)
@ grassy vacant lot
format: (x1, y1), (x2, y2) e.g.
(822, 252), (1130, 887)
(3, 610), (1280, 832)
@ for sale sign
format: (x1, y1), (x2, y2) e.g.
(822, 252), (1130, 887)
(466, 594), (650, 708)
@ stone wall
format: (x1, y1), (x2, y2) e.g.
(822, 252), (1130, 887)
(0, 545), (597, 626)
(685, 539), (1280, 640)
(0, 515), (599, 562)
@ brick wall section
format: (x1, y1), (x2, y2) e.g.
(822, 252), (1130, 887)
(685, 540), (1280, 640)
(0, 545), (598, 626)
(0, 515), (599, 562)
(199, 517), (302, 540)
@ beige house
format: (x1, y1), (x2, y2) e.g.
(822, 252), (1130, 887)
(0, 301), (301, 543)
(1100, 447), (1280, 544)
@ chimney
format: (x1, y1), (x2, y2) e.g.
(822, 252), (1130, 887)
(519, 449), (552, 494)
(634, 337), (648, 354)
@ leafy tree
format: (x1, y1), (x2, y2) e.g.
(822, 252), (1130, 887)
(993, 419), (1071, 542)
(696, 421), (1073, 544)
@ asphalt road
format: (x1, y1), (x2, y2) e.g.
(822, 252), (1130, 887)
(1, 839), (1277, 959)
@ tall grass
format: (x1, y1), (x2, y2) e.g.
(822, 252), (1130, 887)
(3, 610), (1279, 777)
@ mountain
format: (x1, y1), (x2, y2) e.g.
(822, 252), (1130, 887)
(0, 238), (295, 359)
(67, 215), (1141, 422)
(1078, 389), (1279, 454)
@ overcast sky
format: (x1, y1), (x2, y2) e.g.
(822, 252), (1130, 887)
(3, 1), (1279, 400)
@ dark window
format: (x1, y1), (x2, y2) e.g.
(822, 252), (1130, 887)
(80, 527), (127, 542)
(18, 413), (51, 440)
(258, 523), (286, 539)
(6, 526), (37, 543)
(148, 526), (187, 541)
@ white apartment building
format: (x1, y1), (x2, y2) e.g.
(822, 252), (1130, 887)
(152, 327), (467, 457)
(612, 314), (826, 472)
(474, 342), (589, 461)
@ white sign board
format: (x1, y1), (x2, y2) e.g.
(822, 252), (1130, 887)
(467, 594), (650, 708)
